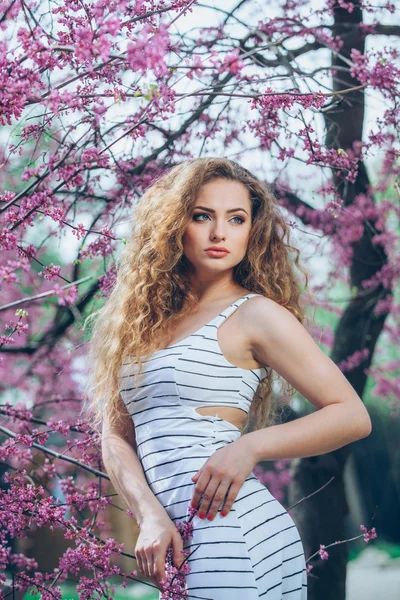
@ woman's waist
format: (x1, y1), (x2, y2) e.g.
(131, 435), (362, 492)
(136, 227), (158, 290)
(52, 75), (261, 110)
(137, 429), (220, 466)
(139, 440), (219, 491)
(133, 403), (243, 439)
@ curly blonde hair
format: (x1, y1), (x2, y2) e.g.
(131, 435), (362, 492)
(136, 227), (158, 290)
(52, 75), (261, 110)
(82, 157), (312, 437)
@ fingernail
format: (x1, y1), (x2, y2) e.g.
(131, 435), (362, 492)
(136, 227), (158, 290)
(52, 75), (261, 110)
(207, 514), (214, 520)
(198, 512), (205, 519)
(190, 502), (196, 508)
(221, 511), (227, 517)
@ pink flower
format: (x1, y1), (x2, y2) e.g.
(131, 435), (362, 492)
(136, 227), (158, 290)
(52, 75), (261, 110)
(360, 525), (378, 543)
(52, 283), (78, 306)
(127, 23), (170, 78)
(318, 544), (329, 560)
(159, 505), (198, 599)
(38, 263), (61, 281)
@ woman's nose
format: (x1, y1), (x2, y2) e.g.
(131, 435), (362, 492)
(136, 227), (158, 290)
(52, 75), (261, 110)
(209, 221), (227, 239)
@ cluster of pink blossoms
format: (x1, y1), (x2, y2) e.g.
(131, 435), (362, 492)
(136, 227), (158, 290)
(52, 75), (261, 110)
(159, 504), (199, 600)
(338, 348), (370, 373)
(38, 263), (62, 281)
(52, 283), (79, 306)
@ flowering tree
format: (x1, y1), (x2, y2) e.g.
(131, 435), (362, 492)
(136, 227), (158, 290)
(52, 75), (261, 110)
(0, 0), (398, 599)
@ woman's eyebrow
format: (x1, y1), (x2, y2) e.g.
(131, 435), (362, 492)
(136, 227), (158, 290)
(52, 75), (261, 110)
(194, 205), (249, 215)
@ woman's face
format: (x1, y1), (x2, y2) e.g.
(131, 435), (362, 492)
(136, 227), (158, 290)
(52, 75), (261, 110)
(182, 178), (252, 275)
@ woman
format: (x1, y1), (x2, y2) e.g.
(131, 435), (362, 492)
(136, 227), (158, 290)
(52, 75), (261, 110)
(83, 158), (372, 599)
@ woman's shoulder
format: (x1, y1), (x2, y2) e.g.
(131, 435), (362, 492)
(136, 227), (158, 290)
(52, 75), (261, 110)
(241, 294), (289, 330)
(243, 291), (273, 306)
(243, 294), (304, 347)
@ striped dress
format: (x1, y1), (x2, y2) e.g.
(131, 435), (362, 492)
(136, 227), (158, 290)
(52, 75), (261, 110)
(118, 293), (308, 599)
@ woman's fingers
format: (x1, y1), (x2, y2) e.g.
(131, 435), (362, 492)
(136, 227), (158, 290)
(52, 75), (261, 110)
(194, 476), (244, 520)
(135, 554), (142, 580)
(135, 549), (145, 581)
(196, 473), (221, 517)
(220, 480), (242, 516)
(143, 546), (155, 582)
(204, 479), (231, 519)
(191, 469), (211, 510)
(136, 533), (185, 589)
(172, 529), (185, 569)
(153, 545), (167, 587)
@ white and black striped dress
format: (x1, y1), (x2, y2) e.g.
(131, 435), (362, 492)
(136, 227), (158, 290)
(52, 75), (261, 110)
(119, 293), (308, 599)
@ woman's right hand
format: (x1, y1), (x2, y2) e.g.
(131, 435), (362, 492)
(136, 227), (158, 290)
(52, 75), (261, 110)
(134, 508), (184, 589)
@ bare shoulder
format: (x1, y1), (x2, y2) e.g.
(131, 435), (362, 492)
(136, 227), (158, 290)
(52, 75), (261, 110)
(243, 294), (295, 334)
(243, 294), (312, 364)
(240, 295), (296, 356)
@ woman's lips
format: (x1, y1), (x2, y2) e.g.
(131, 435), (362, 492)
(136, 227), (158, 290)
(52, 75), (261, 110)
(205, 249), (230, 258)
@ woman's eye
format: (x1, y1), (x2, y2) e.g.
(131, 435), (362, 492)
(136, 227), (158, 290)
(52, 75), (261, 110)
(193, 213), (210, 221)
(192, 213), (244, 224)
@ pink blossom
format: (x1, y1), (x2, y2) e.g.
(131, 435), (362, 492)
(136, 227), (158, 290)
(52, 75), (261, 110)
(362, 263), (398, 291)
(46, 418), (71, 436)
(338, 348), (370, 373)
(360, 524), (378, 543)
(38, 263), (61, 281)
(72, 223), (87, 240)
(127, 23), (170, 78)
(79, 225), (116, 259)
(52, 283), (78, 306)
(319, 544), (329, 560)
(253, 460), (292, 503)
(0, 229), (17, 251)
(350, 48), (400, 97)
(98, 262), (117, 297)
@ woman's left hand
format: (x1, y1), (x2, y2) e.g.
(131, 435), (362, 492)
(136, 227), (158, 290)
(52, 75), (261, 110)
(190, 435), (257, 520)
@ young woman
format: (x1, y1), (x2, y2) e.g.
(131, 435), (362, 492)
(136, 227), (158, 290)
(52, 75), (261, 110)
(84, 157), (371, 599)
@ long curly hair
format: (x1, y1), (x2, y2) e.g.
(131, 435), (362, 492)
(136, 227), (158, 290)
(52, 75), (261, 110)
(82, 157), (313, 437)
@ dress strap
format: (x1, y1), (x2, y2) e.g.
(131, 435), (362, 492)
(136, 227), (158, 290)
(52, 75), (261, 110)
(214, 293), (263, 329)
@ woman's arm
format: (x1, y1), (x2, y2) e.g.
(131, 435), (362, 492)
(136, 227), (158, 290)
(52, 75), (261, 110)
(101, 398), (166, 525)
(245, 296), (372, 461)
(101, 396), (185, 587)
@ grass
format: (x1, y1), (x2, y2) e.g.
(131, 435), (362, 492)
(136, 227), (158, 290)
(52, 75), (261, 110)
(348, 540), (400, 562)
